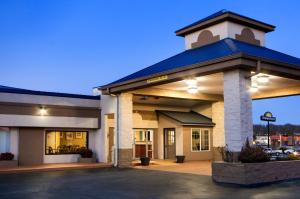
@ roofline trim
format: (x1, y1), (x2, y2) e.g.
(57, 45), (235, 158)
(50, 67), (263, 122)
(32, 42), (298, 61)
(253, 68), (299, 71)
(0, 88), (101, 100)
(175, 12), (275, 37)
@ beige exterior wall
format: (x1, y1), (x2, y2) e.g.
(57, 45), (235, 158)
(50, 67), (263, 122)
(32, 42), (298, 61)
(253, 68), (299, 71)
(192, 103), (212, 118)
(183, 127), (213, 161)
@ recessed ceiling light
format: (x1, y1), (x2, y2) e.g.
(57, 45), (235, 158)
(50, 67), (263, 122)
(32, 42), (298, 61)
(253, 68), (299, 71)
(184, 79), (197, 86)
(249, 86), (259, 93)
(257, 75), (269, 84)
(187, 86), (198, 94)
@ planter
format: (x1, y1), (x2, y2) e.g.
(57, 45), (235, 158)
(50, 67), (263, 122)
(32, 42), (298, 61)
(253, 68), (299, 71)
(140, 157), (150, 166)
(212, 160), (300, 185)
(0, 160), (18, 168)
(78, 157), (96, 163)
(176, 155), (185, 163)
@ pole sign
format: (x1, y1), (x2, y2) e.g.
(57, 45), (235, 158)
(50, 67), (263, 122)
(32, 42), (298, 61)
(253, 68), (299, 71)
(260, 111), (276, 122)
(260, 111), (276, 148)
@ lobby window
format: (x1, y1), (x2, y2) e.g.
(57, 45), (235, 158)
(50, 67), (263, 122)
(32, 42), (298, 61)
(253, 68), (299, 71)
(45, 131), (88, 155)
(191, 129), (210, 151)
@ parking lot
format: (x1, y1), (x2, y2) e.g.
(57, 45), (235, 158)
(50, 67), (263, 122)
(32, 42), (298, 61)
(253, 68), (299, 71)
(1, 168), (300, 199)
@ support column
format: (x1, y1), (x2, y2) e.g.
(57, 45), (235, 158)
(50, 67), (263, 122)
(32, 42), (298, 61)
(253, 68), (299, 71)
(212, 101), (225, 161)
(115, 93), (133, 167)
(223, 69), (253, 156)
(98, 94), (116, 163)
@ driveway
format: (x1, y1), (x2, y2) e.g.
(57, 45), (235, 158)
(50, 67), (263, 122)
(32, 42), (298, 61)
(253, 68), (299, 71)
(1, 168), (300, 199)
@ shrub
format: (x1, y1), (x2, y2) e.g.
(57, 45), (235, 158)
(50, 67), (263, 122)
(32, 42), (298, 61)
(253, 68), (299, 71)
(288, 154), (300, 160)
(78, 147), (93, 158)
(239, 138), (270, 163)
(217, 145), (234, 162)
(0, 153), (14, 161)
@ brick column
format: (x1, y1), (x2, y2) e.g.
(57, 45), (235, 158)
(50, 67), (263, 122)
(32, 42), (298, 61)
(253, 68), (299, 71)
(115, 93), (133, 167)
(212, 101), (225, 161)
(223, 69), (253, 156)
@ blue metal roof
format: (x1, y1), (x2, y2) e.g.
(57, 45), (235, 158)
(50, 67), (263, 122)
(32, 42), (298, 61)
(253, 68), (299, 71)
(0, 85), (100, 100)
(102, 38), (300, 87)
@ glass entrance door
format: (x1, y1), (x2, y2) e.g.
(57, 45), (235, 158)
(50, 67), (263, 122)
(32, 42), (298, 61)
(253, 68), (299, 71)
(133, 129), (153, 159)
(164, 128), (176, 159)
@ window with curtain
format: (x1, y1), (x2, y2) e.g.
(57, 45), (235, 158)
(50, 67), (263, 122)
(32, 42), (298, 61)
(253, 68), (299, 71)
(45, 131), (88, 155)
(191, 129), (210, 151)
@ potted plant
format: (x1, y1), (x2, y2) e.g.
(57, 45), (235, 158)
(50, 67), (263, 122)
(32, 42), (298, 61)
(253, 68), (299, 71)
(78, 147), (96, 163)
(0, 152), (18, 168)
(176, 155), (185, 163)
(140, 156), (150, 166)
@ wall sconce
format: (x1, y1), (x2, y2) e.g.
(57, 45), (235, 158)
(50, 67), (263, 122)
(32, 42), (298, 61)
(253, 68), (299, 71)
(39, 107), (47, 116)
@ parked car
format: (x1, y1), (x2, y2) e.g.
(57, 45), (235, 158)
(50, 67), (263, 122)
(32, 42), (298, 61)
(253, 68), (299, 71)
(263, 148), (282, 156)
(284, 149), (295, 155)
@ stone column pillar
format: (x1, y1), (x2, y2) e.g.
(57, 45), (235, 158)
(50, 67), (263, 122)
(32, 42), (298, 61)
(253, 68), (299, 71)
(115, 93), (133, 167)
(212, 101), (225, 161)
(223, 69), (253, 157)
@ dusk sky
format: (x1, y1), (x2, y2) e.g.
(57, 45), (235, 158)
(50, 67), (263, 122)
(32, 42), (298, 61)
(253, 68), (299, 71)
(1, 0), (300, 124)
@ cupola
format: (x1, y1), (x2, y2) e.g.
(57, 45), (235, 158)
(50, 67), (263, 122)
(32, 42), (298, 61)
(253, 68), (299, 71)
(175, 10), (275, 49)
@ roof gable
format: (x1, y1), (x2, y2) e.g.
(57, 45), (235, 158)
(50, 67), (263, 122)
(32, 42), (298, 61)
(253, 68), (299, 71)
(157, 110), (215, 126)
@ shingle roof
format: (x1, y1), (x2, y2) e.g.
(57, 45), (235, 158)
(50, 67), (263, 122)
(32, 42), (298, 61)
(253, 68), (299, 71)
(101, 38), (300, 88)
(157, 110), (215, 126)
(0, 85), (100, 100)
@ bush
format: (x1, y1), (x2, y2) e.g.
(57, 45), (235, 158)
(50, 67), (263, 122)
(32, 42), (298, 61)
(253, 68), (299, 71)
(217, 145), (234, 162)
(0, 153), (14, 161)
(239, 138), (270, 163)
(77, 147), (93, 158)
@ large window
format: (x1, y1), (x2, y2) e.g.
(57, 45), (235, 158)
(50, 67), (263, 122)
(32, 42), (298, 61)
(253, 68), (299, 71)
(45, 131), (88, 155)
(191, 129), (210, 152)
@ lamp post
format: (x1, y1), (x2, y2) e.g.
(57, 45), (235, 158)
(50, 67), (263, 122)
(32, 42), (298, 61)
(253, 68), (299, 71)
(260, 111), (276, 148)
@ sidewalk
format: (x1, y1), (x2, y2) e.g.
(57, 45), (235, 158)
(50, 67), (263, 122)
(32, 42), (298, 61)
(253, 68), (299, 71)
(0, 163), (112, 174)
(133, 160), (212, 176)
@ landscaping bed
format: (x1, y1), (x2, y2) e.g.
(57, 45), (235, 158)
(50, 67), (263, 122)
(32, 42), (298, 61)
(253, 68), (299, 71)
(212, 160), (300, 185)
(213, 139), (300, 185)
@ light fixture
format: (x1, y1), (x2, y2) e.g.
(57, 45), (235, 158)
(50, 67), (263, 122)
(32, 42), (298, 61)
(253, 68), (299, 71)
(39, 107), (47, 116)
(184, 79), (197, 86)
(249, 86), (258, 93)
(257, 75), (269, 84)
(187, 86), (198, 94)
(251, 81), (258, 88)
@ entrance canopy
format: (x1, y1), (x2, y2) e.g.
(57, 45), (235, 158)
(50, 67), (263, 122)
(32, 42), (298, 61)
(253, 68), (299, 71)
(99, 38), (300, 95)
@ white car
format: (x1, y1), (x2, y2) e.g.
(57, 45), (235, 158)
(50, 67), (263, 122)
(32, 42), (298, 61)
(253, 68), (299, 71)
(263, 148), (283, 156)
(284, 149), (295, 154)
